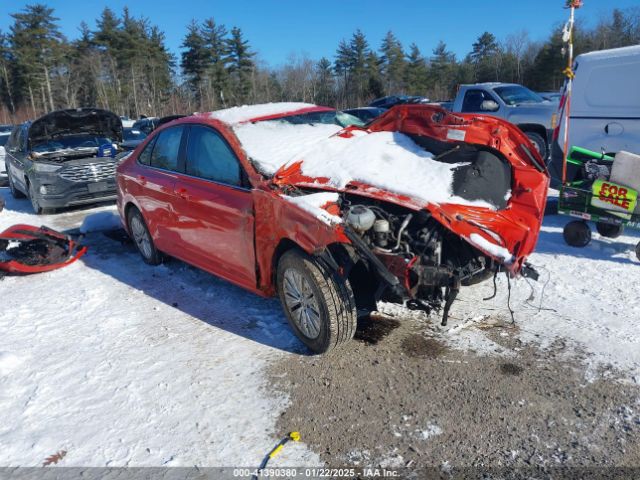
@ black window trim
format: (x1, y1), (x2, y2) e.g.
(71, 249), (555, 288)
(181, 123), (251, 192)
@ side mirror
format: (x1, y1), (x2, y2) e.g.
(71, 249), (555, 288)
(480, 100), (499, 112)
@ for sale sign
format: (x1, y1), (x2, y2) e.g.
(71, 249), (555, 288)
(591, 179), (638, 219)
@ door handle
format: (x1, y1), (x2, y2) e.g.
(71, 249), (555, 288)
(604, 124), (609, 134)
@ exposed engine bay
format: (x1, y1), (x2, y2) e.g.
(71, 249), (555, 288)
(293, 191), (500, 326)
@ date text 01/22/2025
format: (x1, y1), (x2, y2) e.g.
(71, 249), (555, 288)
(232, 467), (399, 478)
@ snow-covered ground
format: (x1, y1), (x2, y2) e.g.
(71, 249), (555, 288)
(438, 196), (640, 382)
(0, 188), (320, 467)
(1, 185), (639, 467)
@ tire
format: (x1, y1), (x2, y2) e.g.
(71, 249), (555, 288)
(524, 131), (548, 161)
(277, 250), (357, 354)
(563, 220), (591, 247)
(596, 222), (624, 238)
(636, 242), (640, 262)
(7, 167), (25, 199)
(127, 207), (163, 265)
(27, 181), (54, 214)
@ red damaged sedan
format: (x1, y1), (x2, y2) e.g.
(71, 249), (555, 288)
(116, 103), (548, 353)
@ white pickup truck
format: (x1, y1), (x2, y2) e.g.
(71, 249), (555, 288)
(447, 83), (557, 159)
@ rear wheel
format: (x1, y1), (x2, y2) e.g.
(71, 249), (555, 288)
(524, 131), (548, 161)
(563, 220), (591, 248)
(277, 250), (357, 354)
(127, 207), (163, 265)
(596, 222), (624, 238)
(636, 242), (640, 262)
(7, 168), (25, 199)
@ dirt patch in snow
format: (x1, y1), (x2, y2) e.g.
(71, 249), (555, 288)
(269, 314), (640, 473)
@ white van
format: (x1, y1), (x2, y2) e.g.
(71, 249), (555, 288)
(550, 45), (640, 185)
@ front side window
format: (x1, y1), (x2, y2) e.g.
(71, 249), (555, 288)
(462, 90), (496, 112)
(150, 126), (184, 171)
(186, 125), (241, 186)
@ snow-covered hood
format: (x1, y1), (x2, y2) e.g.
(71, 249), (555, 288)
(28, 108), (123, 147)
(266, 105), (549, 273)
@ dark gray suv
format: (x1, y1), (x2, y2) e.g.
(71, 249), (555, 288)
(5, 108), (123, 214)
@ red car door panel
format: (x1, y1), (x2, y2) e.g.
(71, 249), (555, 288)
(131, 125), (186, 257)
(135, 167), (180, 255)
(172, 124), (257, 289)
(173, 177), (256, 288)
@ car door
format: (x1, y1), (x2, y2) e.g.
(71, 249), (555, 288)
(172, 124), (257, 289)
(134, 125), (186, 257)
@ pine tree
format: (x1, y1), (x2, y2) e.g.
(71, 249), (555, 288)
(0, 30), (17, 114)
(379, 31), (406, 94)
(468, 31), (500, 82)
(225, 27), (254, 104)
(404, 43), (428, 96)
(430, 41), (457, 100)
(181, 20), (208, 105)
(314, 57), (335, 106)
(201, 18), (229, 107)
(9, 3), (65, 113)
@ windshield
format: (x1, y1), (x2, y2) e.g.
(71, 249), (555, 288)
(494, 86), (544, 105)
(0, 135), (9, 146)
(32, 135), (114, 153)
(124, 128), (147, 141)
(261, 110), (365, 128)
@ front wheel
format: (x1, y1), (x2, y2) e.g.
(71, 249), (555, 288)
(563, 220), (591, 247)
(28, 181), (54, 215)
(127, 207), (163, 265)
(8, 168), (25, 199)
(277, 250), (357, 354)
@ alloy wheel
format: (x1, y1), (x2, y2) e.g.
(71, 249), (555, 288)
(283, 268), (321, 339)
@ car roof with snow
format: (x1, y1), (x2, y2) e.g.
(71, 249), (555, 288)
(207, 102), (334, 125)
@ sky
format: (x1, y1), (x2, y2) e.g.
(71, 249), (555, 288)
(1, 0), (637, 68)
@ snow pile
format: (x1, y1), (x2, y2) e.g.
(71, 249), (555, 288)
(234, 121), (342, 175)
(292, 131), (495, 209)
(235, 120), (496, 209)
(210, 102), (316, 125)
(79, 211), (122, 233)
(283, 192), (342, 226)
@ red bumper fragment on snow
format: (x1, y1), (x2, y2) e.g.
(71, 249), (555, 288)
(0, 224), (87, 275)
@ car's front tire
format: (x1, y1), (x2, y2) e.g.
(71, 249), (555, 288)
(277, 250), (357, 354)
(7, 167), (25, 199)
(127, 207), (163, 265)
(27, 181), (54, 215)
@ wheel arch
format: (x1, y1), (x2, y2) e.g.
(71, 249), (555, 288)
(517, 123), (548, 142)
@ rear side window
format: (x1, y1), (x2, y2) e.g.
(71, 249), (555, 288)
(138, 137), (156, 165)
(150, 126), (184, 171)
(186, 125), (241, 186)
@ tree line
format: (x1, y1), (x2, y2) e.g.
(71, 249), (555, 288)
(1, 4), (639, 124)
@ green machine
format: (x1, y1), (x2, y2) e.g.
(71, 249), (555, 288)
(558, 146), (640, 261)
